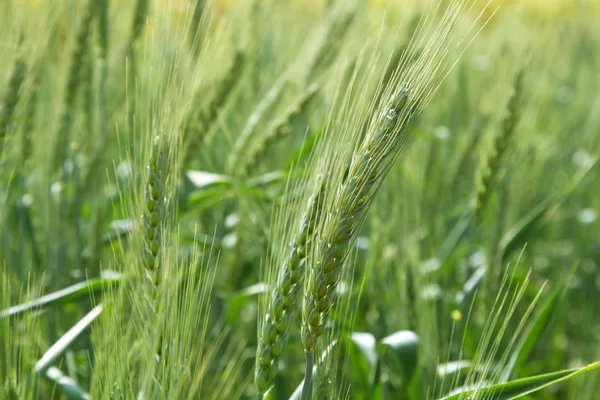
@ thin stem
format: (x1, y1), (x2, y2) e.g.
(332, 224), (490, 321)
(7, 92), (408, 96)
(300, 350), (314, 400)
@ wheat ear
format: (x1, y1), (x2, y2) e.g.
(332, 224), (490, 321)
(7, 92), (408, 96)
(254, 180), (325, 396)
(227, 75), (287, 174)
(182, 51), (246, 170)
(241, 84), (320, 175)
(142, 135), (167, 308)
(0, 55), (26, 158)
(304, 6), (356, 83)
(53, 0), (94, 172)
(130, 0), (149, 48)
(301, 87), (410, 349)
(474, 69), (524, 223)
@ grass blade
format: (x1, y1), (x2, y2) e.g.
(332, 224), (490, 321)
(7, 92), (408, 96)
(500, 268), (574, 382)
(46, 367), (90, 400)
(440, 361), (600, 400)
(34, 304), (104, 374)
(0, 275), (119, 319)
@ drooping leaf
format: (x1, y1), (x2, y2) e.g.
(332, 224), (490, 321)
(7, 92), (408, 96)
(35, 304), (104, 374)
(440, 361), (600, 400)
(437, 360), (473, 380)
(500, 269), (573, 382)
(186, 170), (232, 189)
(0, 274), (119, 319)
(46, 366), (90, 400)
(380, 330), (419, 383)
(500, 158), (596, 262)
(102, 219), (133, 244)
(499, 194), (558, 263)
(350, 331), (378, 387)
(226, 283), (266, 324)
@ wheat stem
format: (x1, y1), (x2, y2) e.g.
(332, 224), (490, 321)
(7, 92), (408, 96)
(300, 350), (314, 400)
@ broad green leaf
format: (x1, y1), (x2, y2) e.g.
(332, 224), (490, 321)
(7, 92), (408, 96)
(186, 170), (231, 188)
(380, 330), (419, 383)
(499, 194), (558, 263)
(183, 170), (232, 210)
(247, 170), (288, 187)
(437, 360), (473, 379)
(226, 283), (266, 324)
(102, 219), (133, 244)
(35, 304), (103, 374)
(350, 331), (378, 388)
(434, 208), (473, 273)
(351, 332), (378, 372)
(46, 366), (90, 400)
(440, 361), (600, 400)
(500, 159), (596, 262)
(0, 274), (120, 319)
(187, 187), (232, 209)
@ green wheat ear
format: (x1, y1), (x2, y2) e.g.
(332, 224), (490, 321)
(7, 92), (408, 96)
(130, 0), (150, 48)
(142, 135), (166, 304)
(474, 68), (524, 224)
(53, 0), (94, 173)
(182, 51), (246, 170)
(0, 55), (27, 158)
(241, 83), (320, 175)
(301, 87), (411, 353)
(255, 179), (326, 396)
(94, 0), (110, 61)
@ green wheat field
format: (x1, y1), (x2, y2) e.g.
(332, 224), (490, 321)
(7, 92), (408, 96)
(1, 0), (600, 399)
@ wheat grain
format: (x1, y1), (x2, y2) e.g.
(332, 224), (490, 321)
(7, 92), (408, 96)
(297, 3), (492, 393)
